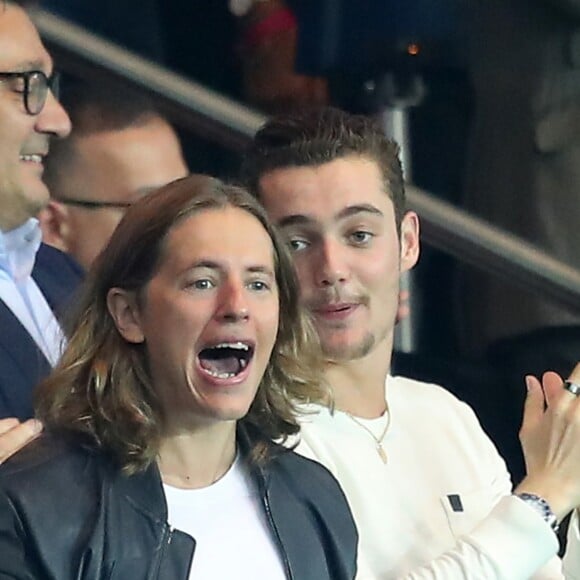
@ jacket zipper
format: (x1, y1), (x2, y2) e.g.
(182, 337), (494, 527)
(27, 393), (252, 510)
(152, 524), (174, 579)
(262, 487), (294, 580)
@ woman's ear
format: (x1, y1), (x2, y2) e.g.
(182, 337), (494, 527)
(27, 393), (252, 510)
(107, 288), (145, 344)
(399, 211), (420, 273)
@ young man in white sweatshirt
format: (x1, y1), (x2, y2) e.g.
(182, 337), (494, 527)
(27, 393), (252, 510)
(242, 106), (580, 579)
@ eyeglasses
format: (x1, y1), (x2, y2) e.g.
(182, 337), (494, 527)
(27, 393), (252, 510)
(55, 196), (134, 209)
(55, 195), (133, 210)
(0, 70), (60, 115)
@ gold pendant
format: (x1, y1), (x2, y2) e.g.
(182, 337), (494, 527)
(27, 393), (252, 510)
(377, 444), (388, 464)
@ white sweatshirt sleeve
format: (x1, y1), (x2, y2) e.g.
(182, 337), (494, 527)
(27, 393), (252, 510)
(395, 394), (563, 580)
(563, 510), (580, 580)
(397, 495), (561, 579)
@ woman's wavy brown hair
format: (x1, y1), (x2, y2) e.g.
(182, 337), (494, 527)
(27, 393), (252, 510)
(35, 174), (327, 473)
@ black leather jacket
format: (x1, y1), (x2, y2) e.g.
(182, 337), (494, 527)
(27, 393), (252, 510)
(0, 431), (357, 579)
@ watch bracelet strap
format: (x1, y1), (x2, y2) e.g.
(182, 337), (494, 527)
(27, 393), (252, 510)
(515, 492), (560, 533)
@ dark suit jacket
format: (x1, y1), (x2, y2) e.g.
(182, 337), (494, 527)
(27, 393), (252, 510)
(0, 244), (83, 420)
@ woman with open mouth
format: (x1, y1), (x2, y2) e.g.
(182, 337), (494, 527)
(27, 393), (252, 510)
(0, 174), (358, 579)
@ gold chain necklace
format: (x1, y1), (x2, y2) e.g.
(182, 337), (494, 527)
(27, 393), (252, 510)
(345, 410), (391, 463)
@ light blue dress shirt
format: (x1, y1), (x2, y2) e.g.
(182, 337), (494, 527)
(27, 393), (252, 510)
(0, 219), (65, 366)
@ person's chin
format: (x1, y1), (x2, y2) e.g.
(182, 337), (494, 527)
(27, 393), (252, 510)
(21, 178), (50, 212)
(199, 400), (254, 424)
(321, 331), (374, 361)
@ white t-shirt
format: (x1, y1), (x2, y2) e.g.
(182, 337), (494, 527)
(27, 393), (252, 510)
(294, 375), (576, 579)
(163, 454), (287, 580)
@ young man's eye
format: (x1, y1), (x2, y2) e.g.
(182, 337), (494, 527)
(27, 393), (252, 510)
(349, 231), (374, 245)
(191, 279), (214, 290)
(288, 238), (309, 252)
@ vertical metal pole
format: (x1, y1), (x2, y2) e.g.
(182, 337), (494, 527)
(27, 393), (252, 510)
(379, 106), (418, 353)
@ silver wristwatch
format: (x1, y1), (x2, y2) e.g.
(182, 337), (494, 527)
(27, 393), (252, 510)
(515, 493), (559, 533)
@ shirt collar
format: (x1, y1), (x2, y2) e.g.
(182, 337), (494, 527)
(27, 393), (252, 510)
(0, 218), (42, 282)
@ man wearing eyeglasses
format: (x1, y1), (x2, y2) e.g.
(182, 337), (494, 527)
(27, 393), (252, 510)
(0, 1), (80, 429)
(39, 81), (189, 270)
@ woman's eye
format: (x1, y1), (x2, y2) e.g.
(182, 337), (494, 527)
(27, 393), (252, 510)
(248, 280), (270, 292)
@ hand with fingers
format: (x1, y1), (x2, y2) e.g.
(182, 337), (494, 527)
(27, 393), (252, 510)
(0, 418), (43, 465)
(515, 362), (580, 523)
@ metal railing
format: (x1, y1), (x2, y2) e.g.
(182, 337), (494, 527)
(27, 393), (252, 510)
(34, 8), (580, 313)
(33, 8), (265, 151)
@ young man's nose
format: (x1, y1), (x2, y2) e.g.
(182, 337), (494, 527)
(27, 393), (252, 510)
(315, 238), (348, 287)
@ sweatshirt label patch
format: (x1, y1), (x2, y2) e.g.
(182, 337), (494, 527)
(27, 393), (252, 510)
(447, 494), (463, 512)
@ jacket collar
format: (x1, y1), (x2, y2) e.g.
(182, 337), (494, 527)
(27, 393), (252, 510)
(32, 244), (82, 313)
(113, 423), (272, 522)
